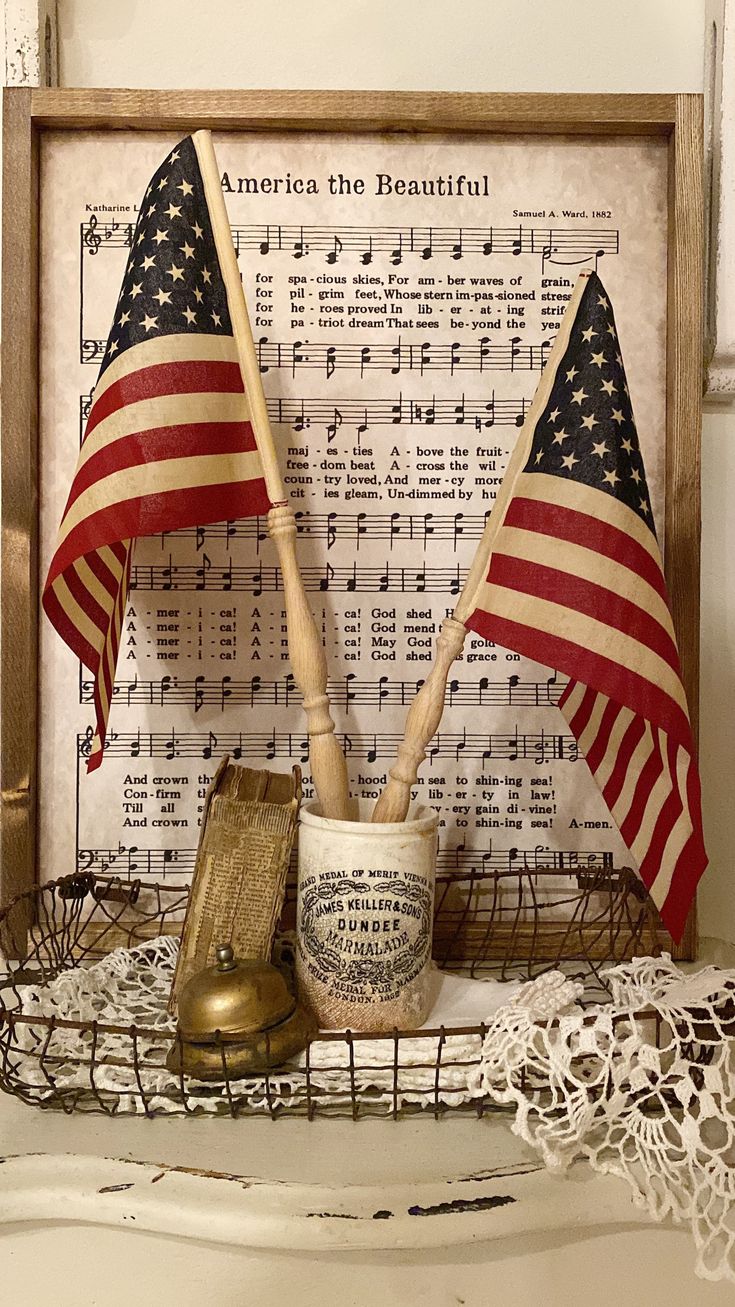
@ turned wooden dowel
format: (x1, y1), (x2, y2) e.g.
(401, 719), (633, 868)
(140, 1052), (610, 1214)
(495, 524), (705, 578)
(371, 616), (468, 823)
(195, 130), (350, 820)
(372, 270), (594, 824)
(268, 503), (350, 820)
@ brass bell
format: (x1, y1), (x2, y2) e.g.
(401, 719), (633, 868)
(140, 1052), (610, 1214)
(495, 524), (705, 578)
(167, 944), (315, 1082)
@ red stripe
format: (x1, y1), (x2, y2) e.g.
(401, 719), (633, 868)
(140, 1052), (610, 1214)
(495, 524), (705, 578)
(601, 715), (646, 810)
(567, 685), (598, 738)
(85, 359), (244, 438)
(658, 762), (707, 941)
(487, 552), (681, 675)
(467, 609), (693, 750)
(84, 548), (122, 600)
(42, 585), (99, 671)
(63, 561), (109, 635)
(637, 734), (684, 889)
(46, 477), (272, 585)
(583, 698), (622, 775)
(109, 541), (129, 566)
(64, 420), (258, 511)
(502, 497), (669, 603)
(619, 729), (664, 848)
(558, 677), (577, 711)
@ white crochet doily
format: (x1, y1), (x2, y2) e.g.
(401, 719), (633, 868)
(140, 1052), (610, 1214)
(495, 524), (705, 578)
(470, 955), (735, 1285)
(6, 936), (489, 1114)
(6, 938), (735, 1283)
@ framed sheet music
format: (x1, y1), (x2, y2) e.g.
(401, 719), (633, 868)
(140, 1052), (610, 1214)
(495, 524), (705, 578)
(1, 91), (704, 957)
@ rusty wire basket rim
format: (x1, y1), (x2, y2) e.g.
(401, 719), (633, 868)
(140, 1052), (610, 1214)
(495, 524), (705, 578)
(0, 869), (667, 1118)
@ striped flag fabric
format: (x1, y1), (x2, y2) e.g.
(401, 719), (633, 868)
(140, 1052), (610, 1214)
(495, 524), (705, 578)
(43, 134), (272, 771)
(465, 270), (706, 941)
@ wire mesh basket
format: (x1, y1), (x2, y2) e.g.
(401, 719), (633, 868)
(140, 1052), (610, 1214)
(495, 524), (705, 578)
(0, 868), (664, 1119)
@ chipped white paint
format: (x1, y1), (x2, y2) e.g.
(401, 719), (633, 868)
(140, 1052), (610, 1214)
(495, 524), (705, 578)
(0, 1151), (654, 1251)
(3, 0), (57, 87)
(706, 0), (735, 397)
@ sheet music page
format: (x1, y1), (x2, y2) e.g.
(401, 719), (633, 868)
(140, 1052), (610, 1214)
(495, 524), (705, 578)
(38, 130), (668, 901)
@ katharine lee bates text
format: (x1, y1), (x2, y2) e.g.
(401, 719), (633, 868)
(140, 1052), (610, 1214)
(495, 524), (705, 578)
(38, 130), (668, 898)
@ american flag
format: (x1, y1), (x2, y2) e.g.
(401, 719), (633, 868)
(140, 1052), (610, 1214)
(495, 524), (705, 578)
(43, 134), (271, 771)
(465, 270), (706, 941)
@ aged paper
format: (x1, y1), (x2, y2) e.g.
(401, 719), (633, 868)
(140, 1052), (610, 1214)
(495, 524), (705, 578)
(169, 760), (301, 1010)
(38, 129), (669, 912)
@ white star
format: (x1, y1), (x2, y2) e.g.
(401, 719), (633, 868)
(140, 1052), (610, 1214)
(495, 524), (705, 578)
(182, 305), (197, 325)
(590, 351), (606, 368)
(580, 413), (598, 431)
(603, 468), (620, 488)
(157, 175), (169, 192)
(548, 408), (560, 422)
(597, 295), (610, 310)
(621, 437), (634, 454)
(166, 263), (185, 282)
(193, 286), (204, 303)
(640, 498), (650, 515)
(535, 449), (544, 465)
(180, 241), (195, 260)
(129, 282), (143, 299)
(178, 178), (194, 196)
(552, 428), (569, 445)
(615, 352), (623, 367)
(201, 266), (212, 284)
(140, 313), (158, 333)
(168, 149), (180, 163)
(561, 452), (580, 471)
(606, 322), (617, 337)
(565, 366), (578, 383)
(146, 204), (157, 218)
(164, 202), (182, 220)
(591, 440), (608, 458)
(152, 228), (169, 246)
(191, 221), (204, 240)
(136, 230), (146, 246)
(600, 378), (616, 396)
(153, 288), (172, 305)
(581, 327), (596, 342)
(631, 467), (642, 483)
(107, 338), (119, 356)
(117, 309), (131, 327)
(140, 254), (156, 271)
(211, 310), (222, 326)
(571, 388), (588, 405)
(611, 408), (625, 425)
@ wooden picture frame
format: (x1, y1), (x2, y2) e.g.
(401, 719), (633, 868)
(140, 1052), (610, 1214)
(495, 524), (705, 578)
(1, 90), (704, 957)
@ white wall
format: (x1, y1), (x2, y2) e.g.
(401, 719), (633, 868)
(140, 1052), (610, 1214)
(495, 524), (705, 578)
(20, 0), (735, 944)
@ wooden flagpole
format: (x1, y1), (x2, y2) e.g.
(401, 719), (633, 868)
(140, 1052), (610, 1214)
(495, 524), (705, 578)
(371, 271), (593, 823)
(194, 130), (350, 821)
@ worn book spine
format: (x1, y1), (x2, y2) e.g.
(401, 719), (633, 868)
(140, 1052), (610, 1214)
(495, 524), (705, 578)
(168, 760), (300, 1015)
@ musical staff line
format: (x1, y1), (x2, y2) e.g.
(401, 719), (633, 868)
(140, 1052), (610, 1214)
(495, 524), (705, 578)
(76, 842), (613, 880)
(129, 558), (468, 594)
(255, 336), (553, 379)
(141, 510), (494, 556)
(81, 672), (565, 712)
(80, 390), (529, 434)
(81, 216), (620, 266)
(78, 727), (580, 764)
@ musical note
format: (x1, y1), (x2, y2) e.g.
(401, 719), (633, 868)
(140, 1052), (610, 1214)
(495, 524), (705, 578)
(325, 234), (343, 265)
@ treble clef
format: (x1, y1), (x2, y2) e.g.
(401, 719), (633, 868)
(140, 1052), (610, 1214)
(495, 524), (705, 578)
(79, 725), (94, 757)
(83, 213), (101, 256)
